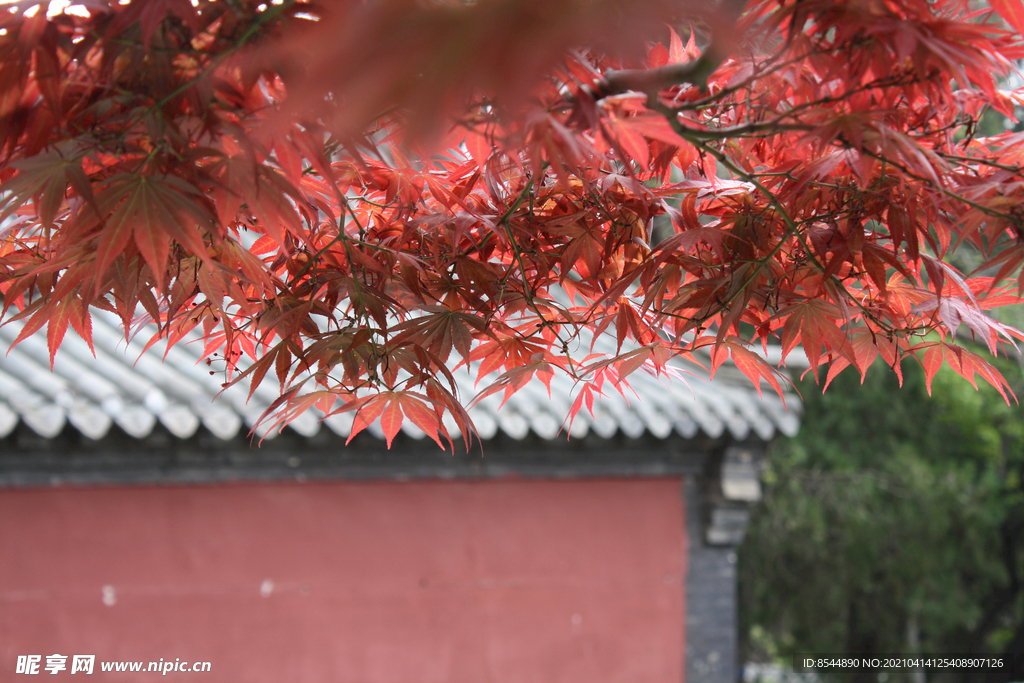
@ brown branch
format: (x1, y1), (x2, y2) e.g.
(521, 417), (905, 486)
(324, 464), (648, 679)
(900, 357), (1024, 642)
(600, 53), (723, 97)
(595, 0), (747, 98)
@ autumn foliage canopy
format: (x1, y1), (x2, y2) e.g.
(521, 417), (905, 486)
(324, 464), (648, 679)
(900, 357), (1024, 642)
(3, 0), (1024, 447)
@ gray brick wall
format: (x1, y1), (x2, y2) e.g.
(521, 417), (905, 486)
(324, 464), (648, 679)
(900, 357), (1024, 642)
(684, 438), (765, 683)
(686, 474), (740, 683)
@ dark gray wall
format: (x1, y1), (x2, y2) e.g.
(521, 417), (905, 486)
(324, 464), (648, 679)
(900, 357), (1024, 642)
(685, 443), (765, 683)
(0, 422), (722, 486)
(686, 474), (741, 683)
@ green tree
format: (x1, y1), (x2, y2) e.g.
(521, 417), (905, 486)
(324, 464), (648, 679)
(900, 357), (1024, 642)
(740, 352), (1024, 683)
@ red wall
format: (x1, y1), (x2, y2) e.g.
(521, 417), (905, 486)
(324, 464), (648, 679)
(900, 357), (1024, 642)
(1, 478), (686, 682)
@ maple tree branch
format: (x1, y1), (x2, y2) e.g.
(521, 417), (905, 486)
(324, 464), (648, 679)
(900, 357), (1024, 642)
(676, 121), (812, 140)
(116, 1), (296, 144)
(674, 39), (867, 112)
(683, 133), (905, 342)
(498, 182), (576, 354)
(601, 53), (722, 98)
(597, 0), (747, 98)
(854, 144), (1013, 224)
(939, 153), (1024, 176)
(6, 0), (1024, 442)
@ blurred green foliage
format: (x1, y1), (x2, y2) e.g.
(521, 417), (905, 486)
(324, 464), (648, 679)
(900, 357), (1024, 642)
(739, 348), (1024, 682)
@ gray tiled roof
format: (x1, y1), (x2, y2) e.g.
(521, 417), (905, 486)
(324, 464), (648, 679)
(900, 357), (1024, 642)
(0, 311), (801, 444)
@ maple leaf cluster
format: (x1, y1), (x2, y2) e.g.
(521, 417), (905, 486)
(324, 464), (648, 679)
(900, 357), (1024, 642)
(3, 0), (1024, 448)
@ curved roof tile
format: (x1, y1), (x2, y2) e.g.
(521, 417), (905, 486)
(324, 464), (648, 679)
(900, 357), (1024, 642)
(0, 312), (802, 444)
